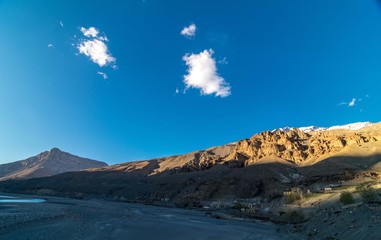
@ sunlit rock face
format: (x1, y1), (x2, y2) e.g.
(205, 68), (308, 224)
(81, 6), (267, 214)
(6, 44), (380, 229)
(225, 124), (381, 166)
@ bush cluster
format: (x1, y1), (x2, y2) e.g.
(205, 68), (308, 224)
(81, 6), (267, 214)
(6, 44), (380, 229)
(339, 192), (354, 205)
(284, 210), (305, 223)
(233, 201), (245, 210)
(285, 187), (303, 204)
(359, 187), (377, 203)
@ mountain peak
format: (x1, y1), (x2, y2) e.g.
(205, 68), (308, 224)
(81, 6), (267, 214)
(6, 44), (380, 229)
(50, 147), (61, 153)
(0, 149), (108, 181)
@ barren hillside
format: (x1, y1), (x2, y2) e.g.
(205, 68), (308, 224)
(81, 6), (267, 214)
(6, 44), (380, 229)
(0, 148), (108, 180)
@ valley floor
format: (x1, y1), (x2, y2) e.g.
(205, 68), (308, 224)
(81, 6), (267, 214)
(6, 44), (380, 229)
(0, 193), (286, 240)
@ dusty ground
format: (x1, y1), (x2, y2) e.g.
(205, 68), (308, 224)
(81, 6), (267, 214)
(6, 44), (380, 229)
(284, 203), (381, 240)
(275, 181), (381, 240)
(0, 193), (287, 240)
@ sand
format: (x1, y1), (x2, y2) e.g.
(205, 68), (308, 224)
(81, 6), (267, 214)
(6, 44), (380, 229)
(0, 193), (287, 240)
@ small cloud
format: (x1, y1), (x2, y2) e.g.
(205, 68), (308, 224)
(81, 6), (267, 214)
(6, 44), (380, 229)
(80, 27), (99, 38)
(183, 49), (231, 97)
(348, 98), (356, 107)
(97, 71), (108, 79)
(78, 39), (115, 67)
(59, 21), (64, 27)
(175, 88), (179, 94)
(181, 23), (196, 38)
(338, 94), (370, 111)
(48, 43), (54, 48)
(77, 26), (116, 67)
(338, 98), (358, 107)
(218, 57), (228, 65)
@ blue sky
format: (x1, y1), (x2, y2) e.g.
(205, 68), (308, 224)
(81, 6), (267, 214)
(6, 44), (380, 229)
(0, 0), (380, 164)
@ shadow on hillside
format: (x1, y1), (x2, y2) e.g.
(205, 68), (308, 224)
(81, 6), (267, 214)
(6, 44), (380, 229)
(0, 154), (380, 208)
(297, 154), (381, 186)
(0, 161), (294, 204)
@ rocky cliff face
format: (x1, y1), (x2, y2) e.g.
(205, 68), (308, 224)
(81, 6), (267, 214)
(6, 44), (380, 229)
(0, 148), (108, 180)
(91, 123), (381, 175)
(225, 127), (381, 166)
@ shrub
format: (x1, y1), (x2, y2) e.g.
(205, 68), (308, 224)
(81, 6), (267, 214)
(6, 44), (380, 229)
(284, 210), (305, 223)
(285, 192), (301, 204)
(356, 181), (375, 191)
(359, 187), (377, 203)
(233, 201), (245, 210)
(340, 192), (354, 205)
(285, 187), (304, 204)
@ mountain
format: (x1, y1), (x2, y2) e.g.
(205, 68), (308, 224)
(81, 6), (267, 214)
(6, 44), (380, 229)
(0, 148), (108, 181)
(226, 122), (380, 166)
(1, 122), (380, 207)
(94, 121), (379, 174)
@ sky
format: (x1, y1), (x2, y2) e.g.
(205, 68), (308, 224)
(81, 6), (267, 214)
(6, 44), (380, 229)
(0, 0), (381, 164)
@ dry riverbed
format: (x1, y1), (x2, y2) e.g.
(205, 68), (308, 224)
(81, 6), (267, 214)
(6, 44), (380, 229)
(0, 193), (288, 240)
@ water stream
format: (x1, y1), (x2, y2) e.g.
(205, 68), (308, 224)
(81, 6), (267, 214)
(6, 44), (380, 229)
(0, 195), (45, 203)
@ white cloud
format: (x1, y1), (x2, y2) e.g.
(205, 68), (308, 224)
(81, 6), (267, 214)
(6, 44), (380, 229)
(80, 27), (99, 38)
(48, 43), (54, 48)
(77, 26), (116, 67)
(59, 21), (64, 27)
(175, 88), (179, 94)
(348, 98), (356, 107)
(183, 49), (231, 97)
(338, 98), (357, 107)
(78, 39), (115, 67)
(181, 24), (196, 38)
(97, 71), (108, 79)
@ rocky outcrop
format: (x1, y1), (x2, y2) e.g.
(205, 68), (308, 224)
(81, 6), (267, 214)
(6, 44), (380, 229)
(0, 148), (108, 180)
(106, 124), (381, 175)
(94, 124), (381, 176)
(226, 128), (381, 165)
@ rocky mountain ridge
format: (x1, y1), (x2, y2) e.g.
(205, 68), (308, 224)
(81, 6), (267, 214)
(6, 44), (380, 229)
(1, 121), (380, 209)
(123, 121), (380, 174)
(226, 125), (381, 165)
